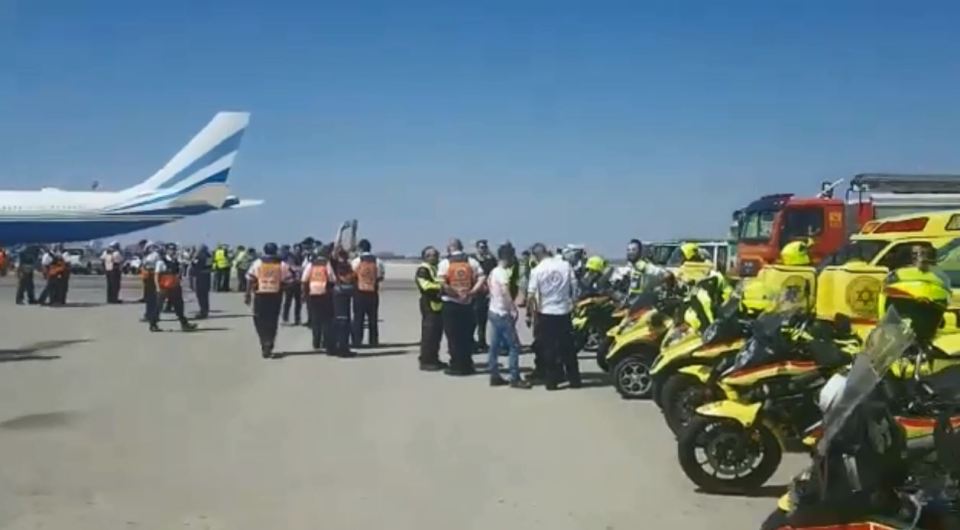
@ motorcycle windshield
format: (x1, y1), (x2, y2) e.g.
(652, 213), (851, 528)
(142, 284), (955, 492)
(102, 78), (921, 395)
(701, 293), (743, 343)
(729, 313), (787, 373)
(817, 309), (913, 456)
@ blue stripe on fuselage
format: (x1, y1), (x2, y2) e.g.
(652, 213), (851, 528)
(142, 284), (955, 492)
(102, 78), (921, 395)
(0, 219), (174, 245)
(110, 169), (229, 212)
(159, 128), (245, 189)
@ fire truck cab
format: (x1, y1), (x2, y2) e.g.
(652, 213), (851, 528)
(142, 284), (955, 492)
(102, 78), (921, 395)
(735, 173), (960, 277)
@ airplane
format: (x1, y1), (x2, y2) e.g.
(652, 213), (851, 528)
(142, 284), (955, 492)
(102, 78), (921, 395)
(0, 111), (260, 245)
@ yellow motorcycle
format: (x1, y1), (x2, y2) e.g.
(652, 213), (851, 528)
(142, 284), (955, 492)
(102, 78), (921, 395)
(676, 309), (860, 493)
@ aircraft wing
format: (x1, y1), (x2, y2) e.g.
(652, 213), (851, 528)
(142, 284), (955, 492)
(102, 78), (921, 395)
(220, 196), (264, 209)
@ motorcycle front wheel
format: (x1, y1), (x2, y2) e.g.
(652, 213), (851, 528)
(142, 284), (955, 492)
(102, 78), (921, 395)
(677, 415), (781, 494)
(661, 374), (719, 436)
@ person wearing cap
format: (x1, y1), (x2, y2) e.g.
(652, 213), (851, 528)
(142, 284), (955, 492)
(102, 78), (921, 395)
(471, 239), (498, 352)
(101, 241), (125, 303)
(191, 244), (214, 319)
(141, 242), (161, 322)
(302, 245), (334, 351)
(351, 238), (385, 347)
(245, 242), (292, 359)
(437, 238), (486, 376)
(150, 243), (197, 333)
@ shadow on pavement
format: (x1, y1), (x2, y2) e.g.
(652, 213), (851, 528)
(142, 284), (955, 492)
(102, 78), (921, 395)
(695, 484), (788, 499)
(0, 411), (79, 430)
(0, 339), (93, 360)
(356, 349), (409, 358)
(361, 342), (420, 348)
(578, 372), (611, 388)
(188, 327), (231, 333)
(200, 314), (249, 320)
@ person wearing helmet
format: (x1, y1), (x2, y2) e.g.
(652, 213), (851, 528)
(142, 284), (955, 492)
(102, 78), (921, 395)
(675, 242), (716, 285)
(882, 244), (951, 343)
(150, 243), (197, 333)
(780, 239), (812, 266)
(245, 242), (292, 358)
(579, 255), (611, 296)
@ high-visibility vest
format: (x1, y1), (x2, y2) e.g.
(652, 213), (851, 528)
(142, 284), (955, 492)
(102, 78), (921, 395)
(213, 249), (230, 269)
(256, 258), (283, 294)
(445, 254), (475, 297)
(157, 258), (181, 290)
(307, 262), (330, 296)
(416, 263), (442, 312)
(356, 255), (379, 293)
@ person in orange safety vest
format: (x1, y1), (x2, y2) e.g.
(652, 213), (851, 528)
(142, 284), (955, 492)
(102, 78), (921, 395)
(245, 242), (291, 359)
(150, 243), (197, 333)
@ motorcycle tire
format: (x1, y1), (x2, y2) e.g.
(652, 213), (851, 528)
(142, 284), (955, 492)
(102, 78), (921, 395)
(677, 415), (782, 494)
(612, 350), (656, 400)
(661, 374), (717, 436)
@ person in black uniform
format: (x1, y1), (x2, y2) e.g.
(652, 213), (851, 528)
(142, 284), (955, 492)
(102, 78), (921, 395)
(150, 243), (198, 332)
(416, 246), (446, 371)
(15, 247), (38, 305)
(351, 239), (384, 347)
(302, 246), (333, 351)
(245, 242), (290, 358)
(282, 244), (304, 325)
(140, 242), (160, 322)
(329, 245), (357, 357)
(191, 244), (213, 319)
(471, 239), (498, 352)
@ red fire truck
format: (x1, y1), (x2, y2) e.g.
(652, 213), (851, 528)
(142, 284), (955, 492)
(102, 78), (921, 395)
(734, 173), (960, 277)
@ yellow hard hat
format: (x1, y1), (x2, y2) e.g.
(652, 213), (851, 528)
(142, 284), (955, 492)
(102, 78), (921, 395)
(680, 242), (701, 262)
(585, 255), (607, 274)
(780, 240), (812, 266)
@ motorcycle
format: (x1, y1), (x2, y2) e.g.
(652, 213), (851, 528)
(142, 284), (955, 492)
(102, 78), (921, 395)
(762, 312), (960, 530)
(598, 279), (684, 399)
(653, 292), (751, 434)
(571, 292), (627, 364)
(676, 307), (860, 493)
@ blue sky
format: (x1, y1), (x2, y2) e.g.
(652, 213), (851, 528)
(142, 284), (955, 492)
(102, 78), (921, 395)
(4, 0), (960, 256)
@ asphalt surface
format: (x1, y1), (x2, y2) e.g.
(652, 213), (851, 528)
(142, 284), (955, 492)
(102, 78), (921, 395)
(0, 275), (803, 529)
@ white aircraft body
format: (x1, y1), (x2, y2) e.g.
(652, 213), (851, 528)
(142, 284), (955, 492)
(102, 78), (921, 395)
(0, 112), (259, 245)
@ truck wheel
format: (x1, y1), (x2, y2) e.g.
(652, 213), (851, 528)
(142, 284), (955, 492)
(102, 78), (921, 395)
(677, 415), (781, 494)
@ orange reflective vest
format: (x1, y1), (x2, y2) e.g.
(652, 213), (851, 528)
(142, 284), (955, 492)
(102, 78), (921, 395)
(446, 254), (475, 297)
(356, 256), (379, 293)
(257, 259), (283, 294)
(307, 263), (329, 296)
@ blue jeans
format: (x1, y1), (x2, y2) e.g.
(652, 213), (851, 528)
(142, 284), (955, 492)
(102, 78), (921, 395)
(487, 312), (521, 381)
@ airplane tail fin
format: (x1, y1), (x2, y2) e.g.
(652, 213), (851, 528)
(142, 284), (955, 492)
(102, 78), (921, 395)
(125, 112), (250, 195)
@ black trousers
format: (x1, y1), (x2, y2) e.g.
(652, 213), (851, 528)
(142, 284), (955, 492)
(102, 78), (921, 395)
(38, 276), (54, 305)
(194, 273), (211, 317)
(352, 291), (379, 346)
(332, 293), (353, 354)
(143, 275), (157, 320)
(282, 283), (302, 324)
(16, 270), (35, 304)
(474, 294), (490, 347)
(252, 293), (282, 349)
(536, 312), (580, 388)
(152, 287), (189, 326)
(308, 295), (333, 350)
(419, 298), (443, 366)
(236, 269), (248, 292)
(46, 275), (67, 306)
(106, 269), (122, 303)
(442, 301), (475, 372)
(214, 269), (231, 292)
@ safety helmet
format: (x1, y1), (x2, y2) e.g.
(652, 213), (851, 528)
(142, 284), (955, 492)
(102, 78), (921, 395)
(883, 266), (951, 342)
(680, 242), (701, 262)
(585, 255), (607, 274)
(740, 279), (774, 315)
(780, 240), (812, 266)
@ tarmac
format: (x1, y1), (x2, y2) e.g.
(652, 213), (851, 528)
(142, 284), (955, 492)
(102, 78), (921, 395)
(0, 274), (804, 530)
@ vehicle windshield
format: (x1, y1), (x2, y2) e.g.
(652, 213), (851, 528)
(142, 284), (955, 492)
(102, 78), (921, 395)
(738, 210), (776, 242)
(818, 310), (913, 455)
(821, 239), (889, 268)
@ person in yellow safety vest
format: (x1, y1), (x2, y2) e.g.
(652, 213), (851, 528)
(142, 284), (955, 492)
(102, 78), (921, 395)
(416, 246), (446, 371)
(626, 239), (669, 296)
(245, 242), (292, 359)
(881, 244), (951, 343)
(213, 244), (232, 292)
(675, 242), (716, 285)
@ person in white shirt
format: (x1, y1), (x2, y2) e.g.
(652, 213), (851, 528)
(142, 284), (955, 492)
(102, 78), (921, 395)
(101, 241), (125, 304)
(301, 247), (336, 352)
(141, 242), (161, 322)
(486, 243), (531, 389)
(437, 238), (486, 376)
(350, 239), (386, 346)
(527, 243), (580, 390)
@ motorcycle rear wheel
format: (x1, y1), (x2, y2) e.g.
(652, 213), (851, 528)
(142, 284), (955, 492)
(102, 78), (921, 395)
(677, 415), (781, 494)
